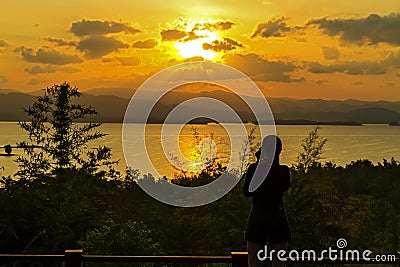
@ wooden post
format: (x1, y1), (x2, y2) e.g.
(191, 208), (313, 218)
(231, 252), (248, 267)
(64, 249), (83, 267)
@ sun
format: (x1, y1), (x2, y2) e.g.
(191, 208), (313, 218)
(173, 19), (222, 60)
(174, 36), (217, 60)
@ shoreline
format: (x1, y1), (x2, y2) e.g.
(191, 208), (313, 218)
(0, 120), (364, 126)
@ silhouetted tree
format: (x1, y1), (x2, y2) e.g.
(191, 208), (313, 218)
(294, 125), (327, 172)
(15, 82), (118, 179)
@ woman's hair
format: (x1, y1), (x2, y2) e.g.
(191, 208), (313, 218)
(255, 135), (282, 160)
(248, 135), (283, 192)
(269, 135), (282, 157)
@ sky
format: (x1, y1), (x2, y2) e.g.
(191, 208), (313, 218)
(1, 0), (400, 100)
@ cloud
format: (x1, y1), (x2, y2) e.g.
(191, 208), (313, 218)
(316, 79), (329, 85)
(321, 46), (340, 60)
(70, 19), (141, 37)
(252, 17), (293, 38)
(308, 49), (400, 75)
(29, 78), (40, 85)
(193, 20), (235, 31)
(14, 46), (82, 65)
(0, 75), (8, 83)
(24, 65), (79, 75)
(307, 61), (387, 75)
(351, 81), (363, 86)
(161, 19), (235, 42)
(76, 35), (128, 58)
(308, 13), (400, 46)
(132, 39), (157, 49)
(382, 50), (400, 68)
(183, 31), (204, 42)
(216, 21), (235, 30)
(0, 40), (8, 47)
(202, 37), (243, 52)
(161, 29), (187, 41)
(44, 37), (76, 46)
(183, 56), (205, 62)
(224, 53), (303, 82)
(102, 56), (140, 66)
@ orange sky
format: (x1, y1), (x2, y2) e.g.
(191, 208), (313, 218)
(1, 1), (400, 100)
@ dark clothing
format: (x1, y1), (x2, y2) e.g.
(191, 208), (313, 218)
(243, 162), (291, 243)
(243, 163), (290, 208)
(245, 205), (291, 243)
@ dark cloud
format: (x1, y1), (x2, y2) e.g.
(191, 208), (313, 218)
(203, 37), (243, 52)
(161, 29), (187, 41)
(102, 56), (140, 66)
(308, 13), (400, 46)
(70, 19), (141, 37)
(161, 20), (235, 42)
(308, 49), (400, 75)
(308, 61), (387, 75)
(183, 31), (203, 42)
(322, 46), (340, 60)
(14, 46), (82, 65)
(0, 40), (8, 47)
(132, 39), (157, 49)
(216, 21), (235, 30)
(76, 35), (128, 58)
(192, 20), (235, 31)
(224, 53), (304, 82)
(44, 37), (76, 46)
(24, 65), (79, 75)
(252, 17), (293, 38)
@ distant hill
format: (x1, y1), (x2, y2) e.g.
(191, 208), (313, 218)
(0, 89), (20, 94)
(274, 106), (400, 124)
(1, 88), (400, 124)
(0, 93), (35, 121)
(83, 88), (135, 99)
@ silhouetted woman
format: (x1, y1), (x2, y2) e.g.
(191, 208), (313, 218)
(243, 135), (291, 267)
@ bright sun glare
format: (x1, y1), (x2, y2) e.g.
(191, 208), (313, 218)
(173, 19), (221, 60)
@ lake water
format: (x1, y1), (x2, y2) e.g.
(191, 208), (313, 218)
(1, 122), (400, 178)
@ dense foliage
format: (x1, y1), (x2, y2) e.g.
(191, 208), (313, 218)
(0, 84), (399, 266)
(2, 158), (400, 259)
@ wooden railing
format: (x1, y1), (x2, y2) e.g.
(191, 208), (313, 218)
(0, 250), (399, 266)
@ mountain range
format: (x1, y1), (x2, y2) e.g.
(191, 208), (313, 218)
(1, 88), (400, 124)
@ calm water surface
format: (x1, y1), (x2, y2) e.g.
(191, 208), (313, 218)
(1, 122), (399, 177)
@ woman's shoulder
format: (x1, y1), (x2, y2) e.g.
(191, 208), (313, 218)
(278, 164), (290, 173)
(279, 164), (289, 169)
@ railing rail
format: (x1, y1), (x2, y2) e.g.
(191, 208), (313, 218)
(0, 250), (399, 267)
